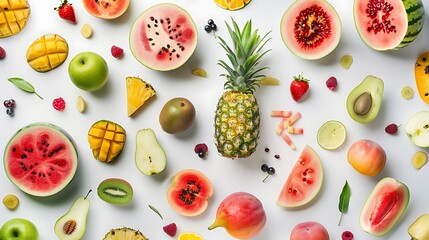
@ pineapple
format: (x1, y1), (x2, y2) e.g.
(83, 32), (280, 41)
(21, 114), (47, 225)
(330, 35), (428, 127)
(103, 227), (148, 240)
(214, 19), (271, 159)
(126, 76), (156, 117)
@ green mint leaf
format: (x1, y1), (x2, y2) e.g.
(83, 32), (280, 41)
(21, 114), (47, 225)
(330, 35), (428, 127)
(338, 180), (351, 226)
(8, 77), (43, 99)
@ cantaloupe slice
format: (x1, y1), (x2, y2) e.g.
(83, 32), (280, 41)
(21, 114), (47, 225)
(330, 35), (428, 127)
(126, 76), (156, 117)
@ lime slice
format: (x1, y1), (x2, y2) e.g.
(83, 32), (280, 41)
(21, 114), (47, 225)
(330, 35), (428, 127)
(317, 120), (347, 150)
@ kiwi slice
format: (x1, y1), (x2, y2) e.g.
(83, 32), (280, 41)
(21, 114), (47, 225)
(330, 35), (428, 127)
(97, 178), (133, 205)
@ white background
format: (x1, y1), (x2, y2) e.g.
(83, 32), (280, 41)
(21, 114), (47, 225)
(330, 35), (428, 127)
(1, 0), (429, 239)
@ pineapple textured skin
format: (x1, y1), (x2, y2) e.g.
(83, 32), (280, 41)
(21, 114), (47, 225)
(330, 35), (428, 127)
(215, 91), (260, 159)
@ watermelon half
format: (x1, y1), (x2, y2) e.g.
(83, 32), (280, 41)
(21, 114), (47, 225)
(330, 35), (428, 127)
(277, 145), (323, 208)
(129, 3), (198, 71)
(3, 123), (78, 197)
(280, 0), (342, 60)
(354, 0), (425, 51)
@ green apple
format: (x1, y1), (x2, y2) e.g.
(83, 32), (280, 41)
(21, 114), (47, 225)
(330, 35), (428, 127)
(405, 111), (429, 147)
(0, 218), (39, 240)
(68, 52), (109, 92)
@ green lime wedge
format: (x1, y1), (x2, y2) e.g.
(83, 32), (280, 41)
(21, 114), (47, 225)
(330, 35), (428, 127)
(317, 120), (347, 150)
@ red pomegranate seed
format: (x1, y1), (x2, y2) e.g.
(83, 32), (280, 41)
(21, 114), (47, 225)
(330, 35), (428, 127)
(53, 97), (66, 111)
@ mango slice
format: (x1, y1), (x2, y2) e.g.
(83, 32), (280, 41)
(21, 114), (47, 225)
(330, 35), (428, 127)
(26, 34), (69, 72)
(0, 0), (30, 38)
(88, 120), (126, 163)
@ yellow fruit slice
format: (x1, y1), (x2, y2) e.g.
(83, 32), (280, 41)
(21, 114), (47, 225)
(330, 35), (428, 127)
(213, 0), (251, 10)
(88, 120), (126, 163)
(0, 0), (31, 38)
(401, 86), (414, 100)
(126, 76), (156, 117)
(340, 55), (353, 69)
(260, 76), (280, 86)
(76, 96), (86, 113)
(2, 194), (19, 210)
(191, 68), (207, 78)
(317, 120), (347, 150)
(81, 23), (93, 38)
(178, 232), (203, 240)
(415, 51), (429, 104)
(412, 151), (428, 170)
(26, 34), (69, 72)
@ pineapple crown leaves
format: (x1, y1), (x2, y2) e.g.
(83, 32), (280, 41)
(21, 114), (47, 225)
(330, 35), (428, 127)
(217, 18), (271, 93)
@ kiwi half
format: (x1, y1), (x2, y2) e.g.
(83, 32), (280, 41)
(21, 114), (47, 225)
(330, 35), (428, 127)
(97, 178), (133, 204)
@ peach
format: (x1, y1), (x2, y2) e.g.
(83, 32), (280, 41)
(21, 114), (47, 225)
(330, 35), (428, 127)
(347, 139), (386, 176)
(290, 221), (329, 240)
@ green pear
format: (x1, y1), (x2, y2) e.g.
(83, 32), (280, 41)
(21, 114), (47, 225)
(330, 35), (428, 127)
(135, 128), (166, 175)
(54, 191), (91, 240)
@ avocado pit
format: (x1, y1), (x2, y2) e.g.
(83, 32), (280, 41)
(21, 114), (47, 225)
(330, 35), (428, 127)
(354, 92), (372, 115)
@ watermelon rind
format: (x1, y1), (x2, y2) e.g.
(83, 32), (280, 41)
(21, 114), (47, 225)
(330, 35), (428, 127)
(353, 0), (425, 51)
(360, 177), (410, 237)
(3, 122), (78, 197)
(276, 145), (323, 208)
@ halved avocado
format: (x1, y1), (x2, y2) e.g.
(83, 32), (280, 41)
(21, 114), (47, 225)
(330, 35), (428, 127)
(346, 75), (384, 124)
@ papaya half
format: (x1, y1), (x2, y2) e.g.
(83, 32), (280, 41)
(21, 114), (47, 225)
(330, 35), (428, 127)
(415, 51), (429, 104)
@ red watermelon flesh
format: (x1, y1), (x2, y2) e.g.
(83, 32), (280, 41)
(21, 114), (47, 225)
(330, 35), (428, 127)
(277, 145), (323, 208)
(129, 3), (197, 71)
(4, 123), (78, 197)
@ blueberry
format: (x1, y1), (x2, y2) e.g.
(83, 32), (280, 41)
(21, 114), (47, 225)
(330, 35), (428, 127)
(6, 108), (14, 116)
(267, 167), (275, 175)
(204, 25), (212, 33)
(209, 23), (217, 31)
(207, 19), (215, 25)
(261, 164), (269, 172)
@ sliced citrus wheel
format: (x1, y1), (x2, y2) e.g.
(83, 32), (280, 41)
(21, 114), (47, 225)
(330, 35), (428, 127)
(178, 232), (203, 240)
(213, 0), (251, 10)
(317, 120), (346, 150)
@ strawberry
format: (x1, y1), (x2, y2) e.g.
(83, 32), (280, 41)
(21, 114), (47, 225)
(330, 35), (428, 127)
(290, 73), (309, 102)
(55, 0), (76, 24)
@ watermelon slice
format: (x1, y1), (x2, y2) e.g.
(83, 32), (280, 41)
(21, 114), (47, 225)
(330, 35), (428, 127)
(277, 145), (323, 208)
(354, 0), (425, 51)
(3, 123), (78, 197)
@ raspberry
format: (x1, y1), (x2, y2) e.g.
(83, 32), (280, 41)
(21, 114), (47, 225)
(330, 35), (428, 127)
(111, 45), (124, 58)
(53, 97), (66, 111)
(326, 76), (337, 90)
(385, 123), (399, 135)
(341, 230), (354, 240)
(162, 223), (177, 237)
(0, 46), (6, 59)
